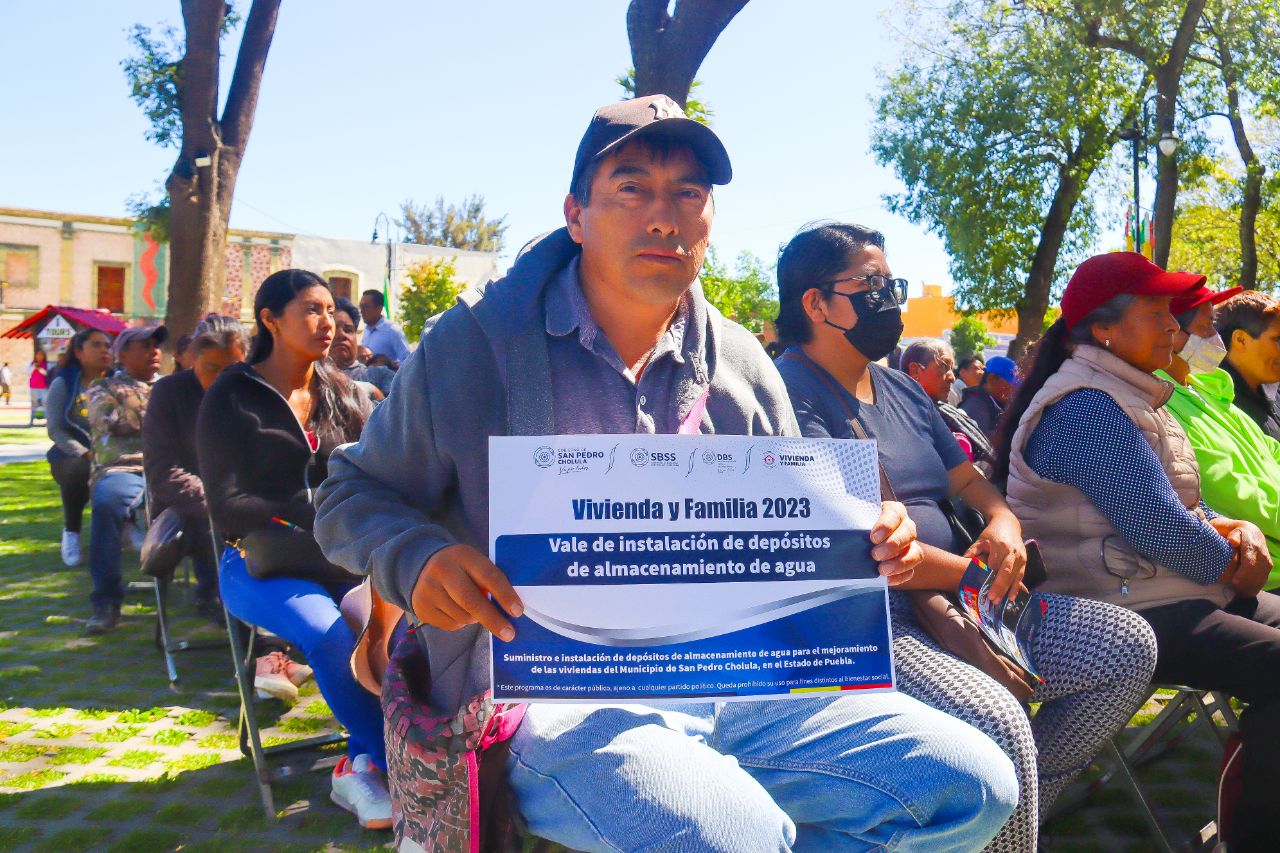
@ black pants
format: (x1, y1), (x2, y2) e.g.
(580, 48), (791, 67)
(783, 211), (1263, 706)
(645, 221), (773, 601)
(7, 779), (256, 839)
(1140, 592), (1280, 852)
(48, 453), (91, 534)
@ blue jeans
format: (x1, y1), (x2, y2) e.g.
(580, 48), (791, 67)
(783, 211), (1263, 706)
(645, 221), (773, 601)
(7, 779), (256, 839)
(219, 547), (386, 768)
(508, 694), (1017, 853)
(88, 471), (145, 610)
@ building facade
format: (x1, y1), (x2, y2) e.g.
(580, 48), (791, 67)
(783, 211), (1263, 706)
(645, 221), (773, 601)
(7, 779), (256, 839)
(0, 206), (500, 367)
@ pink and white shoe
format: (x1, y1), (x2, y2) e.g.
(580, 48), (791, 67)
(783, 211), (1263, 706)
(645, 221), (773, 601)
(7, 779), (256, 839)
(253, 652), (299, 703)
(331, 754), (392, 830)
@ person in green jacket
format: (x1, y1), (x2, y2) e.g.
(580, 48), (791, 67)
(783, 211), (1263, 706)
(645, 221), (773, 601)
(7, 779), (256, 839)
(1159, 282), (1280, 590)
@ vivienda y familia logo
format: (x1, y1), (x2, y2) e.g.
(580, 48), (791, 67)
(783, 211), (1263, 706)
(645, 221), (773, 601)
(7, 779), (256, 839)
(761, 447), (815, 469)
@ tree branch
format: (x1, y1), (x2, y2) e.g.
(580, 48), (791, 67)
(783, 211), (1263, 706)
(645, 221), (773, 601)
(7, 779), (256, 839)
(222, 0), (282, 149)
(176, 0), (225, 155)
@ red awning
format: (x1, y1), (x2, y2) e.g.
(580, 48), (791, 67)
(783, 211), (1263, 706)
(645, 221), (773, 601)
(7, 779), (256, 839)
(1, 306), (131, 339)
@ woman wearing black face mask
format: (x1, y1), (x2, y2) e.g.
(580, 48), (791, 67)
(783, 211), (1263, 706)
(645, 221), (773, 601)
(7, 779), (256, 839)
(773, 222), (1156, 852)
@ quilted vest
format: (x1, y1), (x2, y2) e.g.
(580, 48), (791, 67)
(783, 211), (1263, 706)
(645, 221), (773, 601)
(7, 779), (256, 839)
(1006, 344), (1232, 611)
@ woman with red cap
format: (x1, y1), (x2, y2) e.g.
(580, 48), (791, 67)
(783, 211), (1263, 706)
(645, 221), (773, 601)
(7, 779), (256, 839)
(994, 252), (1280, 852)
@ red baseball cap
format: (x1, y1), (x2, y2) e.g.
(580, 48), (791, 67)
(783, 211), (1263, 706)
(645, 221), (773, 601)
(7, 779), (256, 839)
(1061, 252), (1205, 330)
(1169, 283), (1243, 317)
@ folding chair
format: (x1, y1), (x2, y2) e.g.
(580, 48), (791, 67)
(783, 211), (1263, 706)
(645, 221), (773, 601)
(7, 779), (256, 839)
(1052, 685), (1239, 853)
(211, 524), (347, 820)
(128, 489), (220, 684)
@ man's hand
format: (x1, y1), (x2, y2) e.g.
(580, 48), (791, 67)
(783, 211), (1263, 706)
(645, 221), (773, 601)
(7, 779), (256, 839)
(871, 501), (923, 587)
(965, 511), (1027, 603)
(1211, 517), (1271, 598)
(410, 544), (524, 641)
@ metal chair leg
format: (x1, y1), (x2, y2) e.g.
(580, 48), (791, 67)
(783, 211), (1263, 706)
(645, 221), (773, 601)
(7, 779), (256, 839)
(226, 602), (276, 820)
(1105, 739), (1177, 853)
(154, 576), (180, 684)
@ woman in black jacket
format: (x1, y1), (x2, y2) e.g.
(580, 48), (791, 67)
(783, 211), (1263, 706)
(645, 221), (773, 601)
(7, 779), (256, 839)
(45, 328), (113, 566)
(197, 270), (390, 830)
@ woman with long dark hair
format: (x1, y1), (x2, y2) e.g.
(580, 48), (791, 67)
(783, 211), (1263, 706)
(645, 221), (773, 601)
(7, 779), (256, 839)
(773, 223), (1157, 852)
(197, 269), (390, 830)
(996, 252), (1280, 852)
(45, 328), (113, 566)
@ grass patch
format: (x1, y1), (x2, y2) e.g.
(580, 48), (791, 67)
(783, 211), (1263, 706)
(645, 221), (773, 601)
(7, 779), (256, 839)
(192, 772), (247, 798)
(47, 746), (108, 766)
(107, 749), (163, 769)
(31, 723), (82, 739)
(174, 709), (218, 727)
(262, 734), (301, 748)
(0, 825), (42, 851)
(0, 743), (45, 762)
(86, 797), (152, 821)
(279, 715), (329, 734)
(75, 708), (115, 720)
(166, 752), (220, 774)
(71, 772), (126, 785)
(0, 769), (66, 790)
(302, 699), (332, 717)
(27, 707), (68, 718)
(33, 827), (102, 853)
(0, 721), (32, 738)
(42, 615), (71, 626)
(0, 666), (41, 682)
(215, 803), (265, 831)
(297, 680), (319, 698)
(154, 799), (206, 825)
(197, 733), (236, 750)
(106, 828), (183, 853)
(151, 728), (190, 747)
(15, 793), (79, 818)
(92, 725), (142, 743)
(116, 707), (168, 724)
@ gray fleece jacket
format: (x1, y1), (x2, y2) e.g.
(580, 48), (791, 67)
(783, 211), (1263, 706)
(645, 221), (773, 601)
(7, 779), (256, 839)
(313, 228), (799, 715)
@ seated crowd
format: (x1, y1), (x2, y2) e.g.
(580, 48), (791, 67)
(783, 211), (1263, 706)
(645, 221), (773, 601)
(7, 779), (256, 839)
(40, 94), (1280, 852)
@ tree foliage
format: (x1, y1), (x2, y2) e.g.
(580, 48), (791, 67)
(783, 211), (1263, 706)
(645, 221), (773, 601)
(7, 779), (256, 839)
(1168, 161), (1280, 289)
(398, 258), (464, 342)
(699, 248), (777, 336)
(949, 316), (998, 361)
(122, 24), (184, 149)
(874, 0), (1144, 356)
(398, 196), (508, 253)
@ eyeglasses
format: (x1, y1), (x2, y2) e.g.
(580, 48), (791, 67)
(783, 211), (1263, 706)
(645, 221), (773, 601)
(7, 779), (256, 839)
(818, 275), (909, 311)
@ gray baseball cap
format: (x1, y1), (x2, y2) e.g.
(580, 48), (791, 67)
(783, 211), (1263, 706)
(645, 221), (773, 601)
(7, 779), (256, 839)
(111, 325), (169, 360)
(570, 94), (733, 193)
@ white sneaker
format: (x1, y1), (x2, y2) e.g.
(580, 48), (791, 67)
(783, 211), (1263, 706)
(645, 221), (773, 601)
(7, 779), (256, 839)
(331, 754), (392, 830)
(61, 530), (82, 567)
(253, 653), (299, 703)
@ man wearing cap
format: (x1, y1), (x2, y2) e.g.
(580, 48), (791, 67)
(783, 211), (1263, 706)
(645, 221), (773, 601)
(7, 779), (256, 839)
(1157, 283), (1280, 592)
(959, 355), (1017, 439)
(315, 96), (1016, 852)
(83, 325), (166, 634)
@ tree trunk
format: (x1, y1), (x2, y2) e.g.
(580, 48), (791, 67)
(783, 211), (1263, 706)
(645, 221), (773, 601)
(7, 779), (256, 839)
(1211, 13), (1264, 289)
(163, 0), (280, 340)
(627, 0), (749, 107)
(1010, 167), (1083, 361)
(1151, 0), (1207, 267)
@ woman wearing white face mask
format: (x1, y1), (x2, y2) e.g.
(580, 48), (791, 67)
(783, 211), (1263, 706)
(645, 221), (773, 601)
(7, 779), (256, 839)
(1159, 283), (1280, 592)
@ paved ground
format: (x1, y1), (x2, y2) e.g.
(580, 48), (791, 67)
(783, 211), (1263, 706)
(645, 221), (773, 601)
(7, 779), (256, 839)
(0, 453), (1233, 852)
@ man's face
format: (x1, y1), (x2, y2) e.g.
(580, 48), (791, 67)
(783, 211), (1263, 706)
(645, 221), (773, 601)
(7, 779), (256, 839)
(959, 361), (984, 387)
(331, 312), (359, 368)
(565, 141), (713, 308)
(909, 355), (955, 403)
(358, 296), (381, 327)
(119, 338), (161, 380)
(1229, 316), (1280, 386)
(987, 374), (1016, 405)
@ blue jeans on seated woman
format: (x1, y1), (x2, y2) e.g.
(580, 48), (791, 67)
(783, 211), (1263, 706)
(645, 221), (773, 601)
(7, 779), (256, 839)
(508, 692), (1019, 853)
(219, 547), (385, 768)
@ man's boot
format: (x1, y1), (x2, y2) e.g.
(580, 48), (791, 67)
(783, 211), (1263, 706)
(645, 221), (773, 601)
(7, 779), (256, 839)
(84, 604), (120, 636)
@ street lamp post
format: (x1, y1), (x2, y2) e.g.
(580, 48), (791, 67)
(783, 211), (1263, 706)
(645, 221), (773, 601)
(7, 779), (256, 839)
(371, 212), (395, 320)
(1118, 122), (1143, 249)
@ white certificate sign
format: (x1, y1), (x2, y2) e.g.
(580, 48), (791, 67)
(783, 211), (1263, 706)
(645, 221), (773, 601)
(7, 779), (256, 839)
(489, 435), (895, 703)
